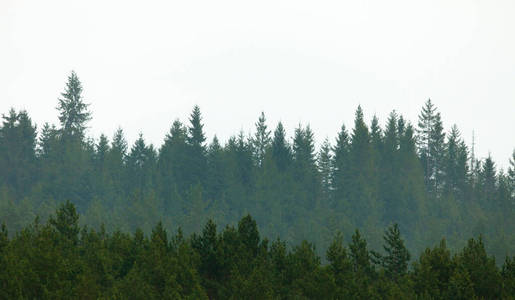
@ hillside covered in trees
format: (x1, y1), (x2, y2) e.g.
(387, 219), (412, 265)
(0, 202), (514, 298)
(1, 72), (514, 268)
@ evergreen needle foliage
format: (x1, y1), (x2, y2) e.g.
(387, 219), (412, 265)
(1, 72), (514, 298)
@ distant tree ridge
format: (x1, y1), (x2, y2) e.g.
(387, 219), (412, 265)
(0, 71), (514, 269)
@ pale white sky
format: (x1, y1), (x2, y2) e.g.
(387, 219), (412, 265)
(1, 0), (514, 168)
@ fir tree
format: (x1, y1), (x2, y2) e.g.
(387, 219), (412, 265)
(57, 71), (91, 140)
(0, 109), (37, 198)
(318, 138), (333, 205)
(252, 112), (271, 167)
(331, 124), (350, 210)
(381, 223), (411, 280)
(187, 106), (207, 187)
(417, 99), (445, 198)
(271, 122), (292, 172)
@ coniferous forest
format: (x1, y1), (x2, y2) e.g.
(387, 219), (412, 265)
(1, 72), (514, 298)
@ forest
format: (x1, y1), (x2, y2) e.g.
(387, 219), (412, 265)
(0, 71), (514, 298)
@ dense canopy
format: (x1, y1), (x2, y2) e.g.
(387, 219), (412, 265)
(0, 72), (514, 298)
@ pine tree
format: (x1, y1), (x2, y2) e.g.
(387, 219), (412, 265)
(252, 112), (271, 168)
(479, 155), (496, 210)
(57, 71), (91, 140)
(381, 111), (401, 223)
(349, 229), (374, 277)
(104, 127), (127, 200)
(49, 200), (80, 246)
(206, 136), (226, 204)
(381, 223), (410, 280)
(326, 232), (352, 297)
(95, 134), (110, 167)
(443, 125), (469, 202)
(0, 109), (37, 198)
(127, 134), (157, 195)
(347, 106), (378, 225)
(412, 239), (454, 298)
(397, 123), (426, 229)
(455, 236), (502, 298)
(188, 105), (206, 148)
(370, 115), (383, 168)
(158, 120), (189, 202)
(318, 138), (333, 205)
(292, 124), (319, 209)
(93, 134), (110, 199)
(431, 112), (446, 196)
(417, 99), (445, 198)
(271, 122), (292, 172)
(187, 106), (207, 187)
(331, 124), (350, 210)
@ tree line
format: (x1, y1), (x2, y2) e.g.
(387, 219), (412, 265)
(0, 71), (514, 265)
(0, 202), (513, 298)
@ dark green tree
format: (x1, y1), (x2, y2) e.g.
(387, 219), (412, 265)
(417, 99), (445, 198)
(479, 155), (496, 210)
(186, 106), (207, 187)
(292, 124), (319, 209)
(331, 124), (350, 210)
(158, 120), (189, 204)
(380, 223), (411, 280)
(0, 109), (37, 198)
(49, 200), (80, 245)
(454, 236), (502, 298)
(347, 106), (378, 226)
(57, 71), (91, 140)
(127, 134), (157, 195)
(412, 239), (454, 298)
(317, 138), (333, 205)
(271, 122), (292, 172)
(252, 112), (271, 167)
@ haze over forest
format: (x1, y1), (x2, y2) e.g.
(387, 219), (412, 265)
(2, 1), (515, 298)
(1, 71), (514, 253)
(0, 71), (514, 298)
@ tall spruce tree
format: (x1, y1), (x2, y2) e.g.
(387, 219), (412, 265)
(158, 120), (189, 201)
(187, 106), (207, 187)
(381, 111), (401, 223)
(292, 125), (318, 209)
(331, 124), (350, 210)
(347, 106), (378, 225)
(271, 122), (292, 172)
(206, 136), (226, 204)
(127, 134), (157, 196)
(381, 223), (411, 280)
(443, 125), (469, 201)
(417, 99), (445, 198)
(479, 155), (496, 210)
(397, 123), (426, 229)
(252, 112), (271, 168)
(57, 71), (91, 140)
(318, 138), (333, 205)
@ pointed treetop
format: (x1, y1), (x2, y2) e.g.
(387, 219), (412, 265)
(111, 127), (128, 155)
(253, 111), (271, 166)
(57, 71), (91, 139)
(188, 105), (206, 148)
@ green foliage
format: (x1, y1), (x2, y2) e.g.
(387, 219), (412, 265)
(0, 76), (514, 297)
(412, 239), (454, 298)
(381, 224), (411, 280)
(0, 202), (512, 298)
(57, 71), (91, 140)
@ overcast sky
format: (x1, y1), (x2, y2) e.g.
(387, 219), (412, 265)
(1, 0), (514, 168)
